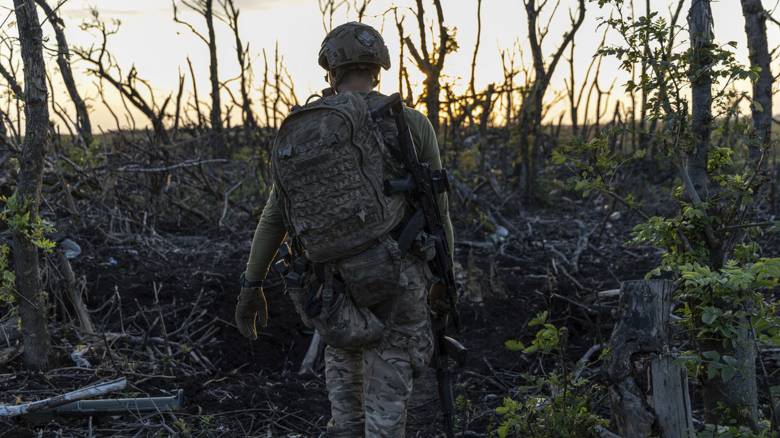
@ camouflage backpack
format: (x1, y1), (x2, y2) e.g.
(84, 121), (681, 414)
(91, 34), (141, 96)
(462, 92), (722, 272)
(271, 91), (406, 263)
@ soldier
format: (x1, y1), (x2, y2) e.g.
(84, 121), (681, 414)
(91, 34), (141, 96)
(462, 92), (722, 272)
(234, 22), (454, 438)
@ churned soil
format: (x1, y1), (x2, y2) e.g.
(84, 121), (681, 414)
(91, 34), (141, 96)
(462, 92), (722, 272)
(4, 170), (777, 437)
(54, 193), (660, 436)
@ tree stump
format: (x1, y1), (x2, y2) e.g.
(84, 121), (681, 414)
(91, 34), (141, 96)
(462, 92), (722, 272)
(607, 280), (694, 438)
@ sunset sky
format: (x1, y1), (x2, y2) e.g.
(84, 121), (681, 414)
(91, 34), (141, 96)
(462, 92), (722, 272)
(4, 0), (780, 130)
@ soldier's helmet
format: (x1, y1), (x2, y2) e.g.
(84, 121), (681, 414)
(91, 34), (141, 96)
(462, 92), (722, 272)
(318, 22), (391, 71)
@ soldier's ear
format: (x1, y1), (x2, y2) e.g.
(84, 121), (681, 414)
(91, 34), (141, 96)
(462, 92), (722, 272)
(326, 71), (338, 90)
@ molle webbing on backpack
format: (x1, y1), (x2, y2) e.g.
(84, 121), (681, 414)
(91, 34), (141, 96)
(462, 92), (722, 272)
(271, 92), (406, 263)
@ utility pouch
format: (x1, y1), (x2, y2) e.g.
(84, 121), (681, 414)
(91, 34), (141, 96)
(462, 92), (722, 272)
(411, 232), (437, 262)
(309, 269), (384, 348)
(284, 257), (315, 328)
(336, 236), (403, 308)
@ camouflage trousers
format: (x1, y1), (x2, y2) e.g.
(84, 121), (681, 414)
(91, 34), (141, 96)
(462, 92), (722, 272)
(325, 258), (433, 438)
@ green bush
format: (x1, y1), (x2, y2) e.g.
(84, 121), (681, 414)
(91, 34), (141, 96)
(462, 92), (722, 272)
(496, 312), (607, 438)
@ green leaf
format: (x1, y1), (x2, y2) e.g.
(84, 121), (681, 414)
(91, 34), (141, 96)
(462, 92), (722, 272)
(706, 362), (721, 380)
(702, 350), (720, 361)
(528, 311), (548, 327)
(722, 355), (738, 367)
(701, 307), (720, 326)
(721, 365), (736, 382)
(522, 345), (539, 355)
(504, 339), (525, 352)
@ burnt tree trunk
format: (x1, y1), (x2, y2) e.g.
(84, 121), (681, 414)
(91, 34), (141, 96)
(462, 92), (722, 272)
(478, 84), (494, 136)
(701, 329), (759, 426)
(205, 0), (223, 147)
(689, 0), (759, 424)
(34, 0), (92, 147)
(515, 0), (585, 205)
(13, 0), (52, 371)
(224, 0), (257, 130)
(424, 74), (441, 134)
(468, 0), (482, 100)
(405, 0), (449, 135)
(740, 0), (772, 163)
(687, 0), (713, 199)
(607, 280), (694, 438)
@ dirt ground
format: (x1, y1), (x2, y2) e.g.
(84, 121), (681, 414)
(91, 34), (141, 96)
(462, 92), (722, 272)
(2, 188), (665, 437)
(2, 141), (777, 437)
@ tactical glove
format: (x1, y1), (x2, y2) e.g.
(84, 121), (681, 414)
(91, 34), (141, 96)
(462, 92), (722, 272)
(235, 274), (268, 340)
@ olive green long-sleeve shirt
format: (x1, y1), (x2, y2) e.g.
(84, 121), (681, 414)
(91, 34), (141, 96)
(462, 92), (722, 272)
(244, 107), (455, 282)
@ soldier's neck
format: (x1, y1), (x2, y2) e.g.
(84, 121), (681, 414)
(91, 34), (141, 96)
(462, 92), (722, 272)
(336, 82), (374, 93)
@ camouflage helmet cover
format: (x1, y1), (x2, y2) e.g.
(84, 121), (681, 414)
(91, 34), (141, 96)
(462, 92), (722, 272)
(318, 22), (391, 71)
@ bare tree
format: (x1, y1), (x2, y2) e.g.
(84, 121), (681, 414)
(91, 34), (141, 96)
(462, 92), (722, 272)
(259, 43), (299, 130)
(0, 39), (22, 154)
(260, 48), (271, 126)
(0, 37), (24, 144)
(319, 0), (348, 32)
(221, 0), (257, 129)
(687, 0), (759, 424)
(391, 8), (414, 107)
(173, 0), (223, 144)
(687, 0), (714, 199)
(478, 83), (496, 135)
(565, 28), (606, 140)
(186, 56), (205, 129)
(0, 49), (25, 101)
(468, 0), (482, 101)
(352, 0), (373, 21)
(499, 44), (524, 127)
(172, 69), (186, 137)
(516, 0), (586, 203)
(404, 0), (454, 134)
(740, 0), (773, 163)
(12, 0), (53, 371)
(74, 11), (172, 144)
(34, 0), (93, 146)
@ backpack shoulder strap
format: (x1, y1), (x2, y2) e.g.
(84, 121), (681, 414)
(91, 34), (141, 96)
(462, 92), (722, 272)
(366, 92), (405, 164)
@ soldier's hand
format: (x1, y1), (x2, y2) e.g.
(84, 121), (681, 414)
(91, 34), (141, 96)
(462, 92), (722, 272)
(235, 282), (268, 340)
(428, 282), (451, 316)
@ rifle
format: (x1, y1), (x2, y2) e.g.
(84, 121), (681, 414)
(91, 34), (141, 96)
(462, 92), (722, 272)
(379, 93), (467, 438)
